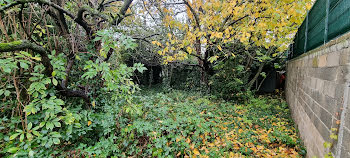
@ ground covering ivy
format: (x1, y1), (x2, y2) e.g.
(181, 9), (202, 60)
(1, 86), (306, 157)
(117, 89), (306, 157)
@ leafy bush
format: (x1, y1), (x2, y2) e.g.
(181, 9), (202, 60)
(210, 56), (253, 101)
(0, 29), (146, 157)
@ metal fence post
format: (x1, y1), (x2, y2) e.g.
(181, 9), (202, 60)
(304, 11), (309, 53)
(324, 0), (330, 43)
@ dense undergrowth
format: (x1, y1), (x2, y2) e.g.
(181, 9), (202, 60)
(1, 87), (306, 157)
(125, 89), (306, 157)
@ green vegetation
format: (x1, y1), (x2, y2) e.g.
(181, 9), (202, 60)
(0, 0), (311, 157)
(125, 89), (306, 157)
(1, 88), (306, 157)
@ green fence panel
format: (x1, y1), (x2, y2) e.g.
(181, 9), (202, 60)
(289, 0), (350, 59)
(307, 19), (325, 51)
(328, 0), (350, 40)
(307, 0), (327, 51)
(330, 0), (341, 10)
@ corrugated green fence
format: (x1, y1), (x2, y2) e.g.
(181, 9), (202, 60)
(289, 0), (350, 59)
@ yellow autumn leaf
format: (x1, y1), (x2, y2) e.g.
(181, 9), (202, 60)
(217, 45), (222, 51)
(88, 120), (92, 126)
(193, 148), (200, 155)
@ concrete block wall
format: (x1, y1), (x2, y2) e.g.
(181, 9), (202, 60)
(286, 33), (350, 157)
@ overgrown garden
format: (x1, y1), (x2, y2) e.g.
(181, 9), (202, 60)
(0, 0), (312, 157)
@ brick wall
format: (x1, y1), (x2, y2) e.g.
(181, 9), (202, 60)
(286, 33), (350, 157)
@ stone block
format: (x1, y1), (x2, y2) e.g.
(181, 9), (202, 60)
(315, 117), (331, 141)
(319, 54), (328, 67)
(331, 44), (337, 52)
(316, 78), (324, 92)
(312, 101), (322, 123)
(318, 67), (338, 81)
(313, 57), (319, 68)
(335, 66), (346, 84)
(318, 94), (339, 116)
(319, 107), (333, 129)
(310, 77), (317, 90)
(340, 49), (350, 65)
(323, 81), (336, 98)
(334, 84), (345, 101)
(327, 52), (340, 67)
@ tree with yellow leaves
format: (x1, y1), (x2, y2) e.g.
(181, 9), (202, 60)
(144, 0), (312, 90)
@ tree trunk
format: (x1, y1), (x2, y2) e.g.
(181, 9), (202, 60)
(247, 48), (273, 90)
(247, 62), (265, 90)
(195, 38), (209, 91)
(149, 66), (153, 88)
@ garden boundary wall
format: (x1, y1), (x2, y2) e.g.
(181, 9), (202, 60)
(286, 32), (350, 157)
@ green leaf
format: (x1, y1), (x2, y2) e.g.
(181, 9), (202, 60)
(20, 133), (24, 142)
(52, 78), (58, 86)
(29, 77), (38, 81)
(51, 132), (61, 138)
(53, 138), (60, 144)
(46, 122), (54, 130)
(4, 90), (10, 96)
(32, 130), (40, 137)
(208, 56), (219, 63)
(29, 150), (34, 157)
(39, 122), (45, 127)
(324, 142), (332, 148)
(9, 133), (21, 140)
(52, 71), (57, 77)
(27, 122), (33, 130)
(7, 147), (19, 153)
(53, 121), (61, 127)
(32, 126), (40, 131)
(330, 134), (338, 140)
(27, 132), (33, 141)
(15, 129), (23, 133)
(20, 62), (29, 69)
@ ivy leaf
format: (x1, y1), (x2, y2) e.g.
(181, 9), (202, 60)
(53, 138), (60, 144)
(29, 150), (34, 157)
(330, 134), (338, 140)
(39, 122), (46, 127)
(323, 142), (332, 148)
(46, 122), (54, 130)
(53, 121), (61, 127)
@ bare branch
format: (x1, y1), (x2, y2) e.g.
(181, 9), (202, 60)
(183, 0), (200, 29)
(112, 0), (133, 26)
(132, 33), (160, 40)
(228, 15), (248, 26)
(0, 40), (53, 76)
